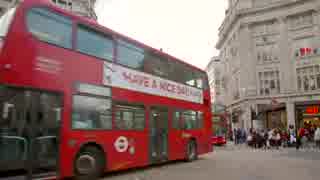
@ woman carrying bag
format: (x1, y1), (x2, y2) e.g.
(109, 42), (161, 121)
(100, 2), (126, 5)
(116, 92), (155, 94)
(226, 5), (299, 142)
(314, 127), (320, 149)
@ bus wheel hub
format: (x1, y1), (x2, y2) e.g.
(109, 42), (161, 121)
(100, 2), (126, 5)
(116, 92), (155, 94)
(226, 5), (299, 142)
(76, 155), (96, 174)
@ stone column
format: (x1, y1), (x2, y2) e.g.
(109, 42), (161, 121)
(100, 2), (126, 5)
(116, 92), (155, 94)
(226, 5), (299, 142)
(238, 23), (256, 98)
(278, 16), (295, 93)
(313, 6), (320, 47)
(241, 101), (252, 131)
(286, 100), (296, 129)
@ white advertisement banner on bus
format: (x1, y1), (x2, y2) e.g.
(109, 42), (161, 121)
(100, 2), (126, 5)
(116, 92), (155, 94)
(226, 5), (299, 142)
(103, 62), (203, 104)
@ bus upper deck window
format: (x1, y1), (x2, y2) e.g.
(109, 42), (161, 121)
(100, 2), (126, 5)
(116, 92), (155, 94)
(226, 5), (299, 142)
(26, 8), (72, 49)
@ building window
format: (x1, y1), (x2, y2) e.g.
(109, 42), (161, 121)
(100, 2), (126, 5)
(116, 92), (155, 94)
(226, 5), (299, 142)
(253, 0), (270, 7)
(256, 43), (278, 63)
(258, 70), (280, 95)
(27, 8), (72, 49)
(72, 95), (112, 130)
(114, 102), (145, 130)
(252, 21), (277, 36)
(51, 0), (72, 10)
(297, 65), (320, 92)
(289, 13), (313, 29)
(77, 25), (114, 61)
(230, 47), (238, 57)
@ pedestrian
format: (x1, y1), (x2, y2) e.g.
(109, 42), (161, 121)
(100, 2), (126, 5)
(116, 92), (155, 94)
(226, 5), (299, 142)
(299, 127), (308, 149)
(240, 128), (245, 144)
(247, 130), (253, 147)
(309, 126), (315, 142)
(236, 128), (241, 145)
(314, 127), (320, 149)
(233, 128), (237, 145)
(281, 130), (289, 148)
(262, 130), (268, 150)
(229, 129), (233, 141)
(289, 125), (295, 135)
(242, 128), (247, 144)
(267, 129), (273, 149)
(275, 129), (281, 149)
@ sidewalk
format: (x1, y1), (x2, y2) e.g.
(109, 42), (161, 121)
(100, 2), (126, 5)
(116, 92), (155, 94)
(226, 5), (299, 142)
(213, 141), (320, 152)
(213, 141), (249, 151)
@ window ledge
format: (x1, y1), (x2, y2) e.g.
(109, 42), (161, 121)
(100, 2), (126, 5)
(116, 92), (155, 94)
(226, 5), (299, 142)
(288, 24), (314, 31)
(257, 60), (280, 65)
(252, 32), (279, 38)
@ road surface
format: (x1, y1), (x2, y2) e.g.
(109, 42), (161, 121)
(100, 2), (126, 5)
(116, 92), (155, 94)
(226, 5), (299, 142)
(101, 145), (320, 180)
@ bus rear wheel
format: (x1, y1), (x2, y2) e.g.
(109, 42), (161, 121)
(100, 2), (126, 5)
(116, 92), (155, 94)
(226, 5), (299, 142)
(74, 146), (105, 180)
(186, 140), (197, 162)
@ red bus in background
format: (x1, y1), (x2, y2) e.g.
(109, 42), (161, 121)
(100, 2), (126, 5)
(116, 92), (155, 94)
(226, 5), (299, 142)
(211, 114), (227, 146)
(0, 0), (212, 179)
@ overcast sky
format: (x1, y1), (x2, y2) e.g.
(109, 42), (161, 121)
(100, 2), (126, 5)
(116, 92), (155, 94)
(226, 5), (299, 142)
(95, 0), (228, 70)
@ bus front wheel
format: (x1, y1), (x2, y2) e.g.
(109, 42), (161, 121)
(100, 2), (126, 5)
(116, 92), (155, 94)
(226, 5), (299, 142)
(74, 146), (105, 180)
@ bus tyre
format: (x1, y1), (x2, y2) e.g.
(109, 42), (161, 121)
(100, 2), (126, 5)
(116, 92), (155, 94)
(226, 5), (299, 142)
(74, 146), (105, 180)
(186, 140), (197, 162)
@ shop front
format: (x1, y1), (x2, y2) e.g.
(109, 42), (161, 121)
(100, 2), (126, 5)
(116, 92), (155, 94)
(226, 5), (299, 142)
(295, 101), (320, 129)
(257, 103), (287, 130)
(266, 108), (287, 129)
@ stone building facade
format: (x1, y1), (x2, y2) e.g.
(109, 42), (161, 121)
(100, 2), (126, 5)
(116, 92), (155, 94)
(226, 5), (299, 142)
(206, 57), (231, 138)
(0, 0), (97, 20)
(51, 0), (97, 20)
(215, 0), (320, 130)
(0, 0), (18, 16)
(206, 56), (227, 105)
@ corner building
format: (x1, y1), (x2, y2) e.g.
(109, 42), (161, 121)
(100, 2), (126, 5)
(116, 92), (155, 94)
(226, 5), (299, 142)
(0, 0), (97, 20)
(216, 0), (320, 130)
(50, 0), (97, 20)
(0, 0), (19, 16)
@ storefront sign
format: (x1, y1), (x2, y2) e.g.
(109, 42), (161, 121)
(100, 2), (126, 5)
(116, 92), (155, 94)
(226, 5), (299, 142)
(103, 62), (203, 104)
(305, 106), (319, 115)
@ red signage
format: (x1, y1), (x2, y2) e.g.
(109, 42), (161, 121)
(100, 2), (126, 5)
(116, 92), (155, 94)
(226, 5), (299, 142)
(306, 106), (319, 114)
(300, 48), (312, 56)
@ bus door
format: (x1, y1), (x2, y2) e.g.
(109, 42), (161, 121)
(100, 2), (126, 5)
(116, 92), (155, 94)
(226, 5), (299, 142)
(0, 86), (62, 179)
(149, 106), (168, 163)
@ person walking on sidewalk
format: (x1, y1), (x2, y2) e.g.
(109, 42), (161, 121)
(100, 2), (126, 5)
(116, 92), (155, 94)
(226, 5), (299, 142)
(275, 129), (281, 149)
(314, 127), (320, 149)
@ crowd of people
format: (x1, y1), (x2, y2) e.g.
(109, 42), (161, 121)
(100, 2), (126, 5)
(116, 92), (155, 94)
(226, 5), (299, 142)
(232, 125), (320, 149)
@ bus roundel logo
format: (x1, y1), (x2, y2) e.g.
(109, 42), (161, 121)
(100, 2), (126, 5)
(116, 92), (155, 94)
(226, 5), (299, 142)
(114, 136), (129, 153)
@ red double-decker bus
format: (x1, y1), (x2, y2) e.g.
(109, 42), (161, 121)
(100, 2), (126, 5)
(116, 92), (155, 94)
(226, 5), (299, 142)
(0, 0), (212, 179)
